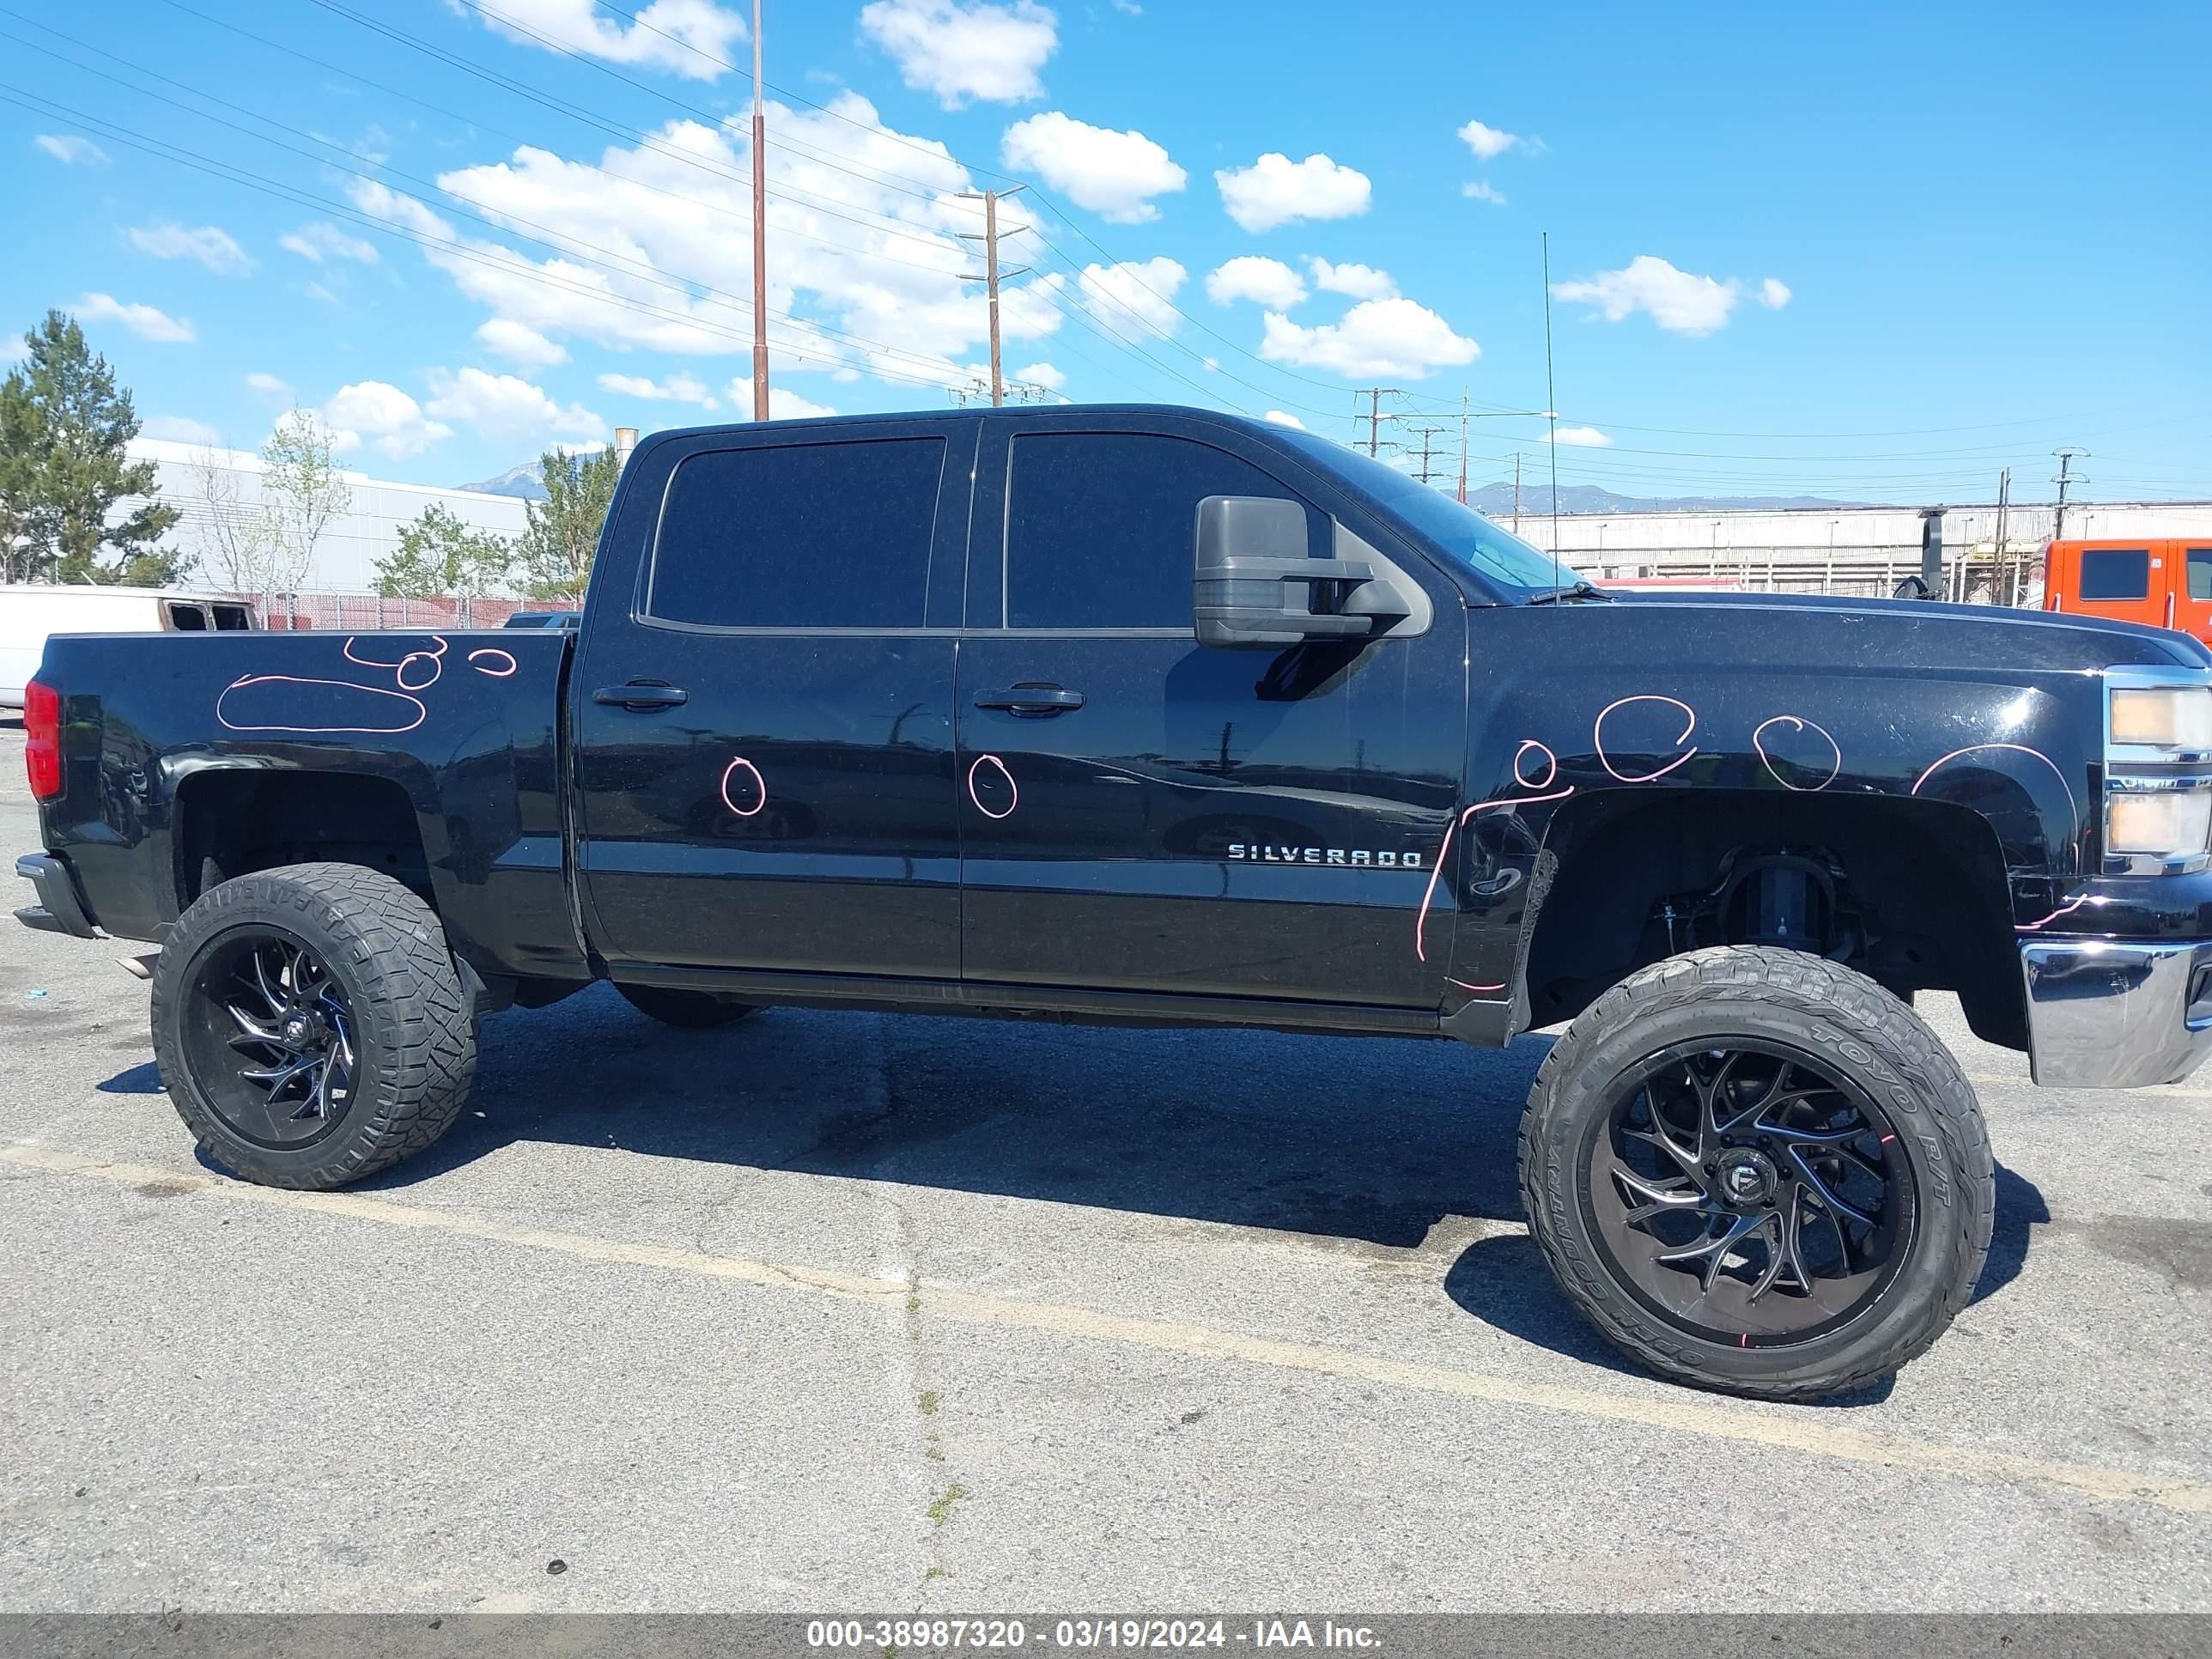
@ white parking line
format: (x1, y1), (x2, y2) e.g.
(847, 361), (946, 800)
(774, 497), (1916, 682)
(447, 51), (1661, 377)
(9, 1139), (2211, 1516)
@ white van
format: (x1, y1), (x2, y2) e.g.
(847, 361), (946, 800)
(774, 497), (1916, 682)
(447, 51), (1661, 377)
(0, 586), (258, 711)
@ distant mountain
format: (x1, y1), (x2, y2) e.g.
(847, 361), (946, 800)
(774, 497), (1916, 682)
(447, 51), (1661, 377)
(1466, 481), (1867, 517)
(458, 462), (547, 501)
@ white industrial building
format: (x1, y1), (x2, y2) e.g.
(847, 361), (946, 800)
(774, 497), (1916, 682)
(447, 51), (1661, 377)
(1514, 498), (2212, 599)
(129, 436), (532, 598)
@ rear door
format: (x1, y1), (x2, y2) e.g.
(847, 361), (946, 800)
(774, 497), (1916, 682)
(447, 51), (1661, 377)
(2172, 543), (2212, 643)
(572, 418), (975, 978)
(953, 412), (1467, 1008)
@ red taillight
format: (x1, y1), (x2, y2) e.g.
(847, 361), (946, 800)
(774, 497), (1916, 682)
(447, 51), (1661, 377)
(24, 680), (62, 800)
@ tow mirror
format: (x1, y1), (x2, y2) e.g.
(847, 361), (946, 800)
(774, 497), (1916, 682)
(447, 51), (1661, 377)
(1193, 495), (1378, 649)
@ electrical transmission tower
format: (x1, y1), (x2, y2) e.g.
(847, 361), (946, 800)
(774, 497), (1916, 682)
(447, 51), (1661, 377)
(1403, 425), (1455, 487)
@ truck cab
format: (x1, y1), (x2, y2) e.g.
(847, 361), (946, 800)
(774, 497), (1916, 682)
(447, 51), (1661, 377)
(2044, 537), (2212, 642)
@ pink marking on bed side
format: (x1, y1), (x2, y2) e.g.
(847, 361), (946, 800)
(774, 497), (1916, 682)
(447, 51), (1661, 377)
(343, 634), (449, 671)
(1512, 738), (1559, 791)
(719, 757), (767, 817)
(395, 650), (443, 691)
(1880, 1133), (1898, 1145)
(1752, 714), (1842, 793)
(1447, 978), (1506, 994)
(968, 754), (1018, 819)
(1595, 695), (1698, 784)
(215, 672), (428, 736)
(467, 647), (519, 678)
(1910, 743), (2081, 838)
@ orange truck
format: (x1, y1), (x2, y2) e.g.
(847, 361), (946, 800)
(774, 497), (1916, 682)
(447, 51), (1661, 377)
(2044, 538), (2212, 641)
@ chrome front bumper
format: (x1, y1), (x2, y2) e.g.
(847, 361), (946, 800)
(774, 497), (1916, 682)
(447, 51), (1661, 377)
(2021, 939), (2212, 1088)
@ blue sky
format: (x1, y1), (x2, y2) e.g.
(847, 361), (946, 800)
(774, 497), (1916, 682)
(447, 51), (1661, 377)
(2, 0), (2206, 503)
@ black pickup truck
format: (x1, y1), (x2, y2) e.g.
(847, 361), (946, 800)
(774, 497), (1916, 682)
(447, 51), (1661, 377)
(19, 405), (2212, 1399)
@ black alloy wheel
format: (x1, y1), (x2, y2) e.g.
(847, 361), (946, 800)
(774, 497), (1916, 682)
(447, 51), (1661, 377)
(1587, 1042), (1914, 1348)
(182, 933), (360, 1148)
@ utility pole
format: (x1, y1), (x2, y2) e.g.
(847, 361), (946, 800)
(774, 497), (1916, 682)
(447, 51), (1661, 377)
(957, 185), (1030, 405)
(1456, 391), (1469, 504)
(1993, 466), (2011, 598)
(2052, 448), (2087, 542)
(749, 0), (769, 421)
(1511, 453), (1523, 532)
(1356, 387), (1403, 458)
(1405, 424), (1454, 487)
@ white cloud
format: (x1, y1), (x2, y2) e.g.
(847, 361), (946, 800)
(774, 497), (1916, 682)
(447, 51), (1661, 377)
(76, 294), (194, 343)
(33, 134), (106, 166)
(1078, 257), (1185, 337)
(475, 318), (568, 368)
(1215, 152), (1371, 234)
(999, 112), (1183, 223)
(1552, 254), (1774, 337)
(726, 379), (838, 420)
(1461, 181), (1506, 206)
(1205, 255), (1304, 309)
(1759, 277), (1792, 310)
(370, 94), (1058, 398)
(598, 370), (720, 409)
(1304, 256), (1395, 300)
(1262, 410), (1306, 430)
(245, 371), (294, 401)
(860, 0), (1056, 108)
(1012, 361), (1064, 389)
(425, 367), (604, 444)
(1258, 297), (1478, 380)
(280, 222), (378, 264)
(1547, 425), (1611, 447)
(143, 416), (223, 445)
(469, 0), (747, 81)
(322, 381), (451, 459)
(128, 223), (254, 276)
(1457, 118), (1526, 161)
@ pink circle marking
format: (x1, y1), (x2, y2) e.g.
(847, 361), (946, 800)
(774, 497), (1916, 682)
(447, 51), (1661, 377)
(1594, 695), (1698, 784)
(1752, 714), (1841, 793)
(468, 647), (519, 678)
(719, 757), (766, 817)
(968, 754), (1018, 819)
(396, 650), (443, 691)
(1511, 738), (1558, 791)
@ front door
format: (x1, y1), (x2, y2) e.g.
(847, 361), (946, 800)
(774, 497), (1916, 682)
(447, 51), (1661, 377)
(954, 413), (1466, 1008)
(573, 419), (974, 978)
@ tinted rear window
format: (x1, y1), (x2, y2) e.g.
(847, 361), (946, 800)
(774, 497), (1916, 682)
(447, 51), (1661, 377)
(1003, 431), (1318, 629)
(2191, 550), (2212, 603)
(2078, 549), (2149, 602)
(649, 438), (945, 629)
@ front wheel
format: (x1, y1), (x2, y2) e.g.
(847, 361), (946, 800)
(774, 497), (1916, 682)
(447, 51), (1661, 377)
(151, 864), (476, 1190)
(1518, 945), (1992, 1401)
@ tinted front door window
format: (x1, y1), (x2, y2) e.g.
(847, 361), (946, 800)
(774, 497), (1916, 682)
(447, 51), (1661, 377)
(1002, 432), (1320, 629)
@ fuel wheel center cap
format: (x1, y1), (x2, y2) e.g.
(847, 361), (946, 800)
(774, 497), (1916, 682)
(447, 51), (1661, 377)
(1715, 1147), (1778, 1208)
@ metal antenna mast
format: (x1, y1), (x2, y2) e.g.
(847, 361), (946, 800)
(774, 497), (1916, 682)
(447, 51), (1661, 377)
(749, 0), (769, 420)
(1542, 232), (1561, 589)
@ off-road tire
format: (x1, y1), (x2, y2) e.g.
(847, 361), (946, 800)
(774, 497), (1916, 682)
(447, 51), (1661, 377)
(152, 863), (475, 1189)
(1519, 945), (1992, 1401)
(615, 983), (761, 1029)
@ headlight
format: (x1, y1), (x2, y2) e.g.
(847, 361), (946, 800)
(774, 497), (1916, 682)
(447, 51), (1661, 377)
(2110, 685), (2212, 750)
(2107, 788), (2212, 857)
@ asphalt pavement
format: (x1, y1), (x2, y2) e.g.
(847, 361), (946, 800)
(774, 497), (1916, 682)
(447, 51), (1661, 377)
(3, 716), (2210, 1613)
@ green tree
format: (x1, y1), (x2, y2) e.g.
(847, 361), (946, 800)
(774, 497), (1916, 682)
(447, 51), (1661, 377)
(259, 409), (350, 595)
(0, 309), (183, 585)
(514, 445), (619, 605)
(374, 502), (514, 599)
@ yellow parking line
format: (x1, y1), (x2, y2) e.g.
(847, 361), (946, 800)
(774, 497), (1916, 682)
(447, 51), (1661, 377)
(8, 1140), (2211, 1516)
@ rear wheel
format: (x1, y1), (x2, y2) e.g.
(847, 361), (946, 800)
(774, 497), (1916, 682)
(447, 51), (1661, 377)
(615, 983), (760, 1029)
(152, 864), (475, 1190)
(1519, 945), (1991, 1400)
